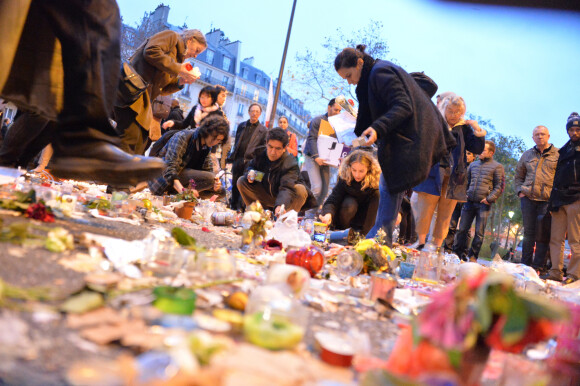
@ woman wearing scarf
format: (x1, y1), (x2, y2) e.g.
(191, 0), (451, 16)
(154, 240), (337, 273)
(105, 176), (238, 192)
(334, 45), (455, 246)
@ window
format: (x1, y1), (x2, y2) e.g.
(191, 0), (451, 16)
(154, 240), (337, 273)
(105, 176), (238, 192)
(253, 90), (259, 101)
(181, 84), (191, 97)
(241, 84), (247, 95)
(255, 74), (261, 84)
(204, 69), (212, 81)
(222, 76), (229, 86)
(242, 68), (248, 79)
(206, 50), (214, 65)
(223, 57), (231, 72)
(237, 103), (244, 116)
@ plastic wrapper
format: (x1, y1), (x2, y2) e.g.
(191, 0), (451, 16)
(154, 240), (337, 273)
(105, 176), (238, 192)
(266, 210), (311, 248)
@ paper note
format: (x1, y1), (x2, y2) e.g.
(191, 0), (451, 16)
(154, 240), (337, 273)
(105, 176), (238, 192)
(328, 111), (357, 145)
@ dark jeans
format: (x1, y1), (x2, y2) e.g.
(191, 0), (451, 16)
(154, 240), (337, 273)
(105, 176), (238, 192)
(333, 191), (380, 235)
(520, 196), (550, 269)
(443, 202), (471, 254)
(453, 201), (491, 260)
(237, 176), (308, 212)
(0, 112), (56, 168)
(398, 196), (417, 244)
(366, 174), (404, 247)
(230, 158), (246, 210)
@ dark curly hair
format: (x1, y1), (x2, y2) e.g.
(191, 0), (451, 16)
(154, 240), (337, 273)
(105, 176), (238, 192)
(198, 115), (229, 144)
(266, 127), (289, 148)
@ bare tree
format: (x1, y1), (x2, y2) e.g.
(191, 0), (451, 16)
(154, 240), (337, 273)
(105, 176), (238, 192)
(287, 20), (391, 110)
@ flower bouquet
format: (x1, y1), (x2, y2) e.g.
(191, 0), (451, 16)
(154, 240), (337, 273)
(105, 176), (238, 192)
(376, 271), (568, 384)
(240, 201), (273, 250)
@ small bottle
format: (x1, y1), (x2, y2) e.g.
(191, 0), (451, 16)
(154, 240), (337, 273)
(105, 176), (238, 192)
(211, 211), (234, 226)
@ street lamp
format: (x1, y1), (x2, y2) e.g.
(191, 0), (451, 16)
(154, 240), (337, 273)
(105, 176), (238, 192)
(505, 211), (514, 248)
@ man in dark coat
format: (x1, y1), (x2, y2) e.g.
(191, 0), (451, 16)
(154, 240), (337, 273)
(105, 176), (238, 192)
(237, 128), (316, 214)
(162, 100), (185, 134)
(0, 0), (164, 186)
(334, 46), (455, 246)
(453, 140), (505, 261)
(544, 113), (580, 284)
(228, 103), (268, 210)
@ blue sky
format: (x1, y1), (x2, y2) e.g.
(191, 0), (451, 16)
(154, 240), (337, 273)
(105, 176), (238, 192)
(117, 0), (580, 149)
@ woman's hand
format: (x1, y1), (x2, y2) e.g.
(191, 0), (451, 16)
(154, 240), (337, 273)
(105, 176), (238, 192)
(466, 120), (486, 136)
(319, 213), (332, 225)
(362, 127), (378, 145)
(162, 120), (174, 130)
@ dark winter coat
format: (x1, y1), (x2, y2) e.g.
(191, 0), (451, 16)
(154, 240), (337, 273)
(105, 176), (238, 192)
(245, 151), (317, 210)
(549, 140), (580, 210)
(322, 178), (379, 218)
(355, 59), (456, 194)
(465, 158), (505, 204)
(414, 123), (486, 201)
(229, 120), (268, 164)
(514, 145), (559, 202)
(165, 106), (184, 124)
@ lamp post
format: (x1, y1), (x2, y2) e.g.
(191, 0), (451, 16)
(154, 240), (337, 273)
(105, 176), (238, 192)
(505, 211), (514, 248)
(267, 0), (298, 128)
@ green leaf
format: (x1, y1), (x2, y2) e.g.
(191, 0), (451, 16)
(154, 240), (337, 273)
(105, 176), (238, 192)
(171, 227), (196, 248)
(520, 293), (569, 321)
(448, 349), (462, 370)
(501, 292), (528, 344)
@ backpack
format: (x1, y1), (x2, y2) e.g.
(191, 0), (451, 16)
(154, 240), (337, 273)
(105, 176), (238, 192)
(149, 129), (180, 158)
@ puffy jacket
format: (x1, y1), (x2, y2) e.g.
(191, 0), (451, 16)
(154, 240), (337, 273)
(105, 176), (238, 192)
(549, 140), (580, 210)
(465, 158), (505, 203)
(514, 145), (559, 201)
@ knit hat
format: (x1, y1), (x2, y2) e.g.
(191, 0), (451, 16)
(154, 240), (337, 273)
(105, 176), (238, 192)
(567, 112), (580, 131)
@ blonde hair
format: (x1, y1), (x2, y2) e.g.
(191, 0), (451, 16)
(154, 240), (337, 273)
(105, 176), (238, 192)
(441, 95), (466, 118)
(339, 150), (381, 190)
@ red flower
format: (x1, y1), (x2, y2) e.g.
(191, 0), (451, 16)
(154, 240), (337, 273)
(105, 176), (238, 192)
(201, 227), (211, 232)
(25, 202), (55, 223)
(348, 99), (355, 106)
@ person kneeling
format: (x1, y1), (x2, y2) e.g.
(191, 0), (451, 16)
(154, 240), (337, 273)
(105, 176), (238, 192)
(319, 150), (380, 237)
(148, 115), (229, 197)
(237, 128), (316, 216)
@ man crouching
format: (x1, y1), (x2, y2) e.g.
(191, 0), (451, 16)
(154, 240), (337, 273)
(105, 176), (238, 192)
(237, 128), (316, 216)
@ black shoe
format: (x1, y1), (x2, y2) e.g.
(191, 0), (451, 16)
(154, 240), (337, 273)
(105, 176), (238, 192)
(51, 142), (165, 186)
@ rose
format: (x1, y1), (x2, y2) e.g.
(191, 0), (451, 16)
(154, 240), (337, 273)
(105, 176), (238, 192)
(25, 202), (55, 223)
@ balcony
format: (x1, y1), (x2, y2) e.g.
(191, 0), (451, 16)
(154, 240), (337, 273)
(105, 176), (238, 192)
(197, 74), (235, 92)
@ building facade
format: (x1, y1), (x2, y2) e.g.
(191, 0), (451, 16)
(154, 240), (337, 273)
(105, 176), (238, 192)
(121, 5), (311, 144)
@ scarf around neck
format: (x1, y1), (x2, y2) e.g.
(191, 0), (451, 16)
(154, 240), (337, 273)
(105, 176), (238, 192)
(354, 55), (377, 137)
(194, 103), (220, 125)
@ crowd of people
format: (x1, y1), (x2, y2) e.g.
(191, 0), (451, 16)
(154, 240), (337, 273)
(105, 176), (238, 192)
(0, 1), (577, 285)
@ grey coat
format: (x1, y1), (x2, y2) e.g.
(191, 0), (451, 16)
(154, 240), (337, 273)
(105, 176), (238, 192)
(514, 145), (559, 202)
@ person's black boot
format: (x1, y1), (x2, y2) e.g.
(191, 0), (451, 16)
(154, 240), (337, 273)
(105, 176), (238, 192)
(51, 141), (165, 186)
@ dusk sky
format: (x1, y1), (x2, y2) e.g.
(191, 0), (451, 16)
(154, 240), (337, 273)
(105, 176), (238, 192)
(117, 0), (580, 149)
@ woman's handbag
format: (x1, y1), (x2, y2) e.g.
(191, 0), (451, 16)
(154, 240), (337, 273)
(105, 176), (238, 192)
(116, 62), (147, 107)
(151, 95), (172, 120)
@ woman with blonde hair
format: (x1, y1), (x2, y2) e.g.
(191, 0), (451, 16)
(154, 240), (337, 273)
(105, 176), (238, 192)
(319, 150), (381, 235)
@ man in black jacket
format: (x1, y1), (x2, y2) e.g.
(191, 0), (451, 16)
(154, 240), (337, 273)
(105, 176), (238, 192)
(453, 140), (505, 261)
(237, 128), (315, 215)
(228, 103), (268, 210)
(545, 113), (580, 284)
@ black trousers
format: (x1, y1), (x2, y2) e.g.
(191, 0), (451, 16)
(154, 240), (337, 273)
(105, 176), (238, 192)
(333, 192), (380, 235)
(32, 0), (122, 154)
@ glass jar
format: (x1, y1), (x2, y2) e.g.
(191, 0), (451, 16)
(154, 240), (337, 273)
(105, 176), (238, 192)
(243, 285), (308, 350)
